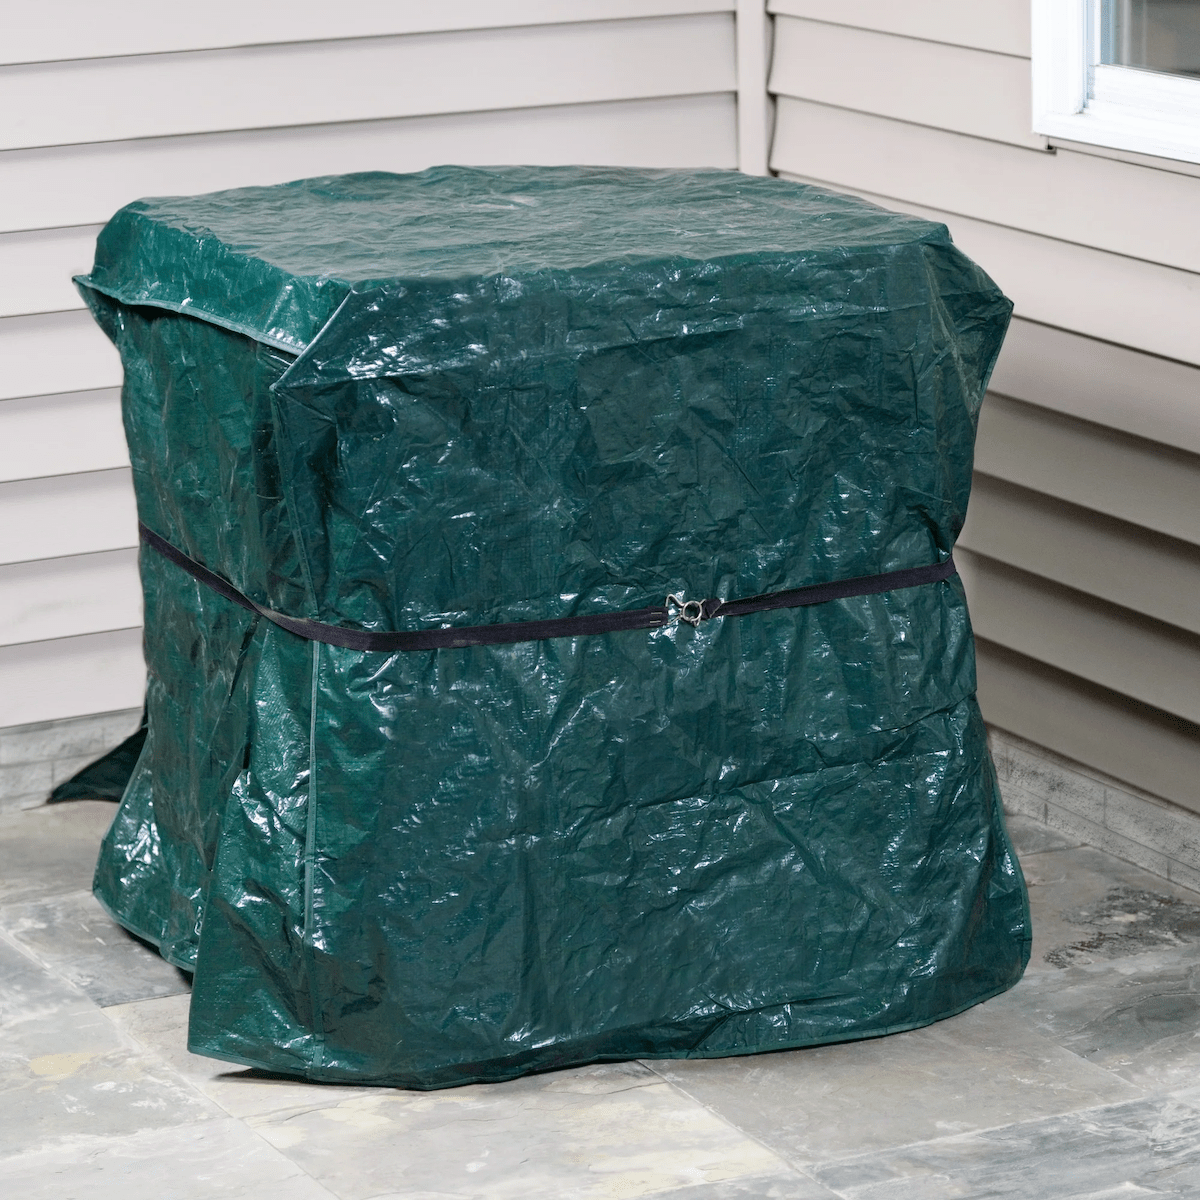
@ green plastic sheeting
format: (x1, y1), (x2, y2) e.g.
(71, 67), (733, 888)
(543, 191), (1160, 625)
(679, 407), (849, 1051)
(76, 166), (1029, 1088)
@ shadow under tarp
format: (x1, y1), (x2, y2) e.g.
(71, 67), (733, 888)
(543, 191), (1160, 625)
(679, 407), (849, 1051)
(48, 710), (147, 803)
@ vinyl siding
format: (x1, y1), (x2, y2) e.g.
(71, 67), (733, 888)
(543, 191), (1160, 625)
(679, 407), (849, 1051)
(0, 95), (736, 235)
(0, 390), (127, 483)
(772, 99), (1200, 280)
(769, 1), (1200, 810)
(767, 0), (1031, 56)
(960, 475), (1200, 634)
(2, 17), (734, 152)
(5, 1), (735, 64)
(770, 20), (1041, 147)
(0, 550), (142, 650)
(0, 630), (149, 730)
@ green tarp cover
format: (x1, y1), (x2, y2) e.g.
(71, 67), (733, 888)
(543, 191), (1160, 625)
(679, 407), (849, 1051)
(77, 166), (1029, 1088)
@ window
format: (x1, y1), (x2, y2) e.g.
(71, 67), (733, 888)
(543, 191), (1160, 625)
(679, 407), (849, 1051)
(1033, 0), (1200, 163)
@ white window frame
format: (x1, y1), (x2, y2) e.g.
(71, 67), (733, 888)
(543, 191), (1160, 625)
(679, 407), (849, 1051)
(1032, 0), (1200, 164)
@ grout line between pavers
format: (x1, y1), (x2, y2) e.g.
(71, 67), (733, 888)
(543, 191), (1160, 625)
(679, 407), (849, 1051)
(0, 1118), (346, 1196)
(634, 1003), (1170, 1195)
(743, 1091), (1190, 1191)
(0, 912), (97, 999)
(99, 993), (360, 1137)
(229, 1117), (349, 1200)
(102, 996), (254, 1123)
(0, 924), (240, 1151)
(634, 1058), (843, 1196)
(0, 921), (65, 978)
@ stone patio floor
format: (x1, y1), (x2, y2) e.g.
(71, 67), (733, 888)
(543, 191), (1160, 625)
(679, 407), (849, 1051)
(3, 800), (1200, 1199)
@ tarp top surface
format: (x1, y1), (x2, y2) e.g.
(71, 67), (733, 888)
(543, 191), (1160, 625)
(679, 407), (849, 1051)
(82, 164), (955, 351)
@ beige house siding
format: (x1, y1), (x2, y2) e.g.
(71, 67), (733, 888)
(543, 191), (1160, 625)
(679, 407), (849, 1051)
(0, 2), (744, 740)
(769, 0), (1200, 813)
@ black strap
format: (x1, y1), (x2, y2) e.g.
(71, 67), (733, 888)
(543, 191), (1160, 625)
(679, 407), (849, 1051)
(139, 523), (956, 653)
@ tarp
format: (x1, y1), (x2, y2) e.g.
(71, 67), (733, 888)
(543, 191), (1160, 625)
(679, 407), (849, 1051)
(76, 166), (1030, 1088)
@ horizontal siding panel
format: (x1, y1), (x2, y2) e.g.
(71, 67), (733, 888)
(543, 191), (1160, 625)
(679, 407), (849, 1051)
(3, 16), (735, 153)
(770, 18), (1039, 148)
(0, 311), (120, 402)
(0, 628), (145, 728)
(975, 394), (1200, 546)
(916, 208), (1200, 370)
(960, 475), (1200, 634)
(0, 93), (736, 235)
(0, 549), (141, 647)
(0, 468), (137, 566)
(920, 209), (1200, 370)
(977, 640), (1200, 815)
(990, 319), (1200, 459)
(0, 227), (101, 321)
(766, 0), (1030, 57)
(0, 390), (126, 482)
(771, 99), (1200, 275)
(5, 1), (733, 65)
(958, 551), (1200, 726)
(0, 226), (101, 318)
(778, 174), (1200, 368)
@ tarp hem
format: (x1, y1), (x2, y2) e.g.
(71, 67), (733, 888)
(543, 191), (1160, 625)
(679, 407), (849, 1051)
(73, 275), (306, 354)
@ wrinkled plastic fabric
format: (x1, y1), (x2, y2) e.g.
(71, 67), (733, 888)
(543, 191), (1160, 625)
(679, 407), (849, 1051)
(77, 166), (1030, 1088)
